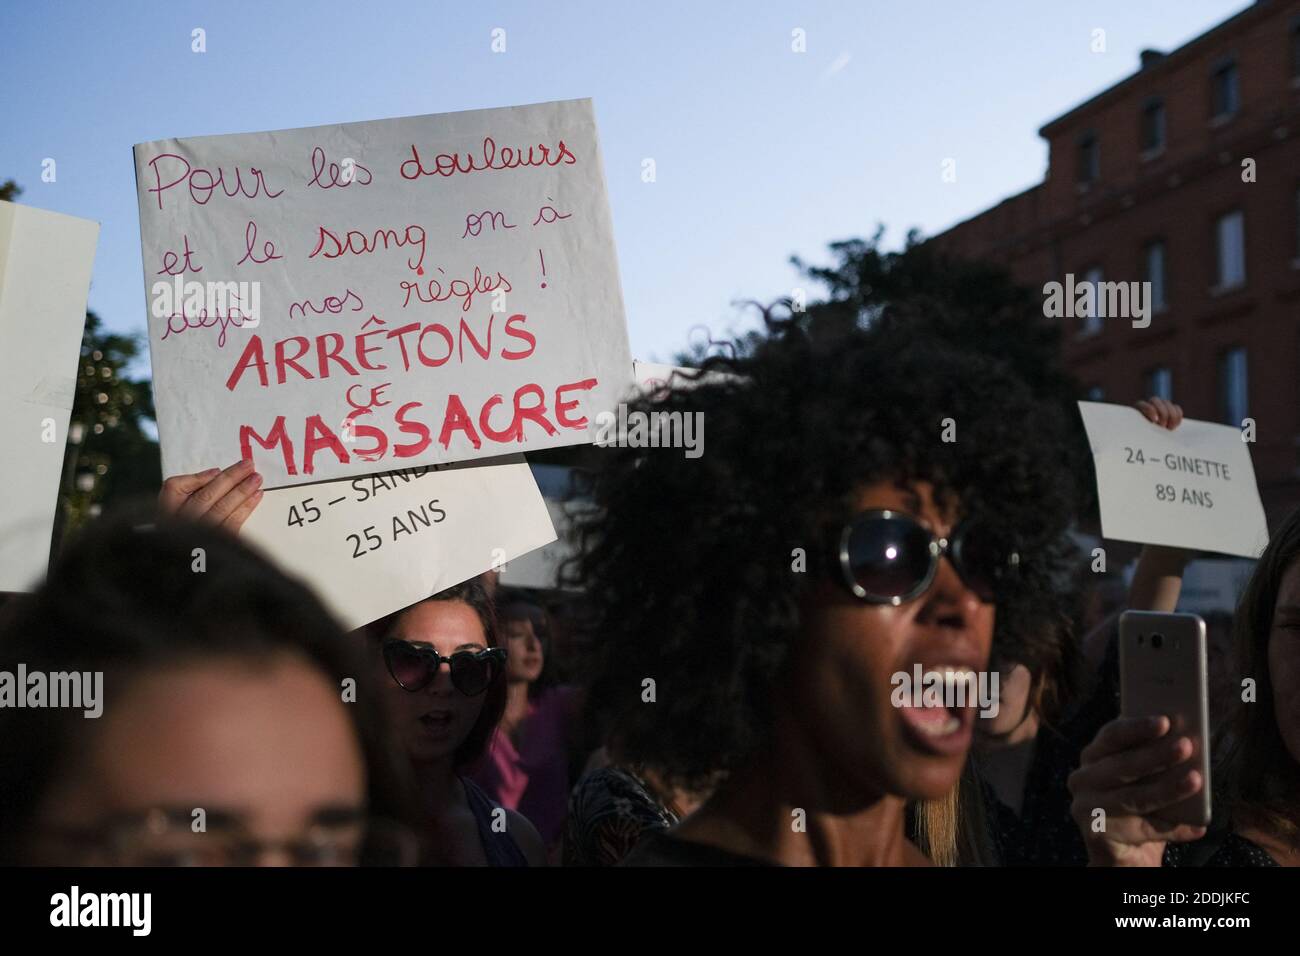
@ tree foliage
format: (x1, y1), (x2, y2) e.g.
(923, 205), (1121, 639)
(790, 225), (1092, 514)
(791, 226), (1080, 410)
(56, 313), (160, 541)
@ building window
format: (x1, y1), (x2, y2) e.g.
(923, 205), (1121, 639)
(1146, 367), (1173, 402)
(1140, 99), (1166, 153)
(1143, 240), (1167, 312)
(1077, 132), (1100, 184)
(1080, 266), (1105, 334)
(1211, 58), (1239, 120)
(1214, 210), (1246, 290)
(1219, 347), (1248, 426)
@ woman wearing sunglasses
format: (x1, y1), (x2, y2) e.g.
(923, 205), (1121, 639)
(365, 580), (548, 866)
(572, 311), (1075, 866)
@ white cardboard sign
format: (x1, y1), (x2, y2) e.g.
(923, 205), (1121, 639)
(495, 497), (583, 593)
(1078, 401), (1268, 558)
(133, 98), (633, 488)
(0, 201), (99, 592)
(241, 455), (555, 630)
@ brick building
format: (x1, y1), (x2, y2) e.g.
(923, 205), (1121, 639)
(930, 0), (1300, 522)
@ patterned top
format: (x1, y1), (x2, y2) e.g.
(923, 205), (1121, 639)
(562, 766), (680, 867)
(1164, 830), (1281, 867)
(981, 724), (1090, 866)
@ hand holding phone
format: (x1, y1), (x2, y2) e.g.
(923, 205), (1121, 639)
(1067, 611), (1212, 866)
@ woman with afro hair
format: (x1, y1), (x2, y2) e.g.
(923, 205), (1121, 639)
(569, 306), (1079, 866)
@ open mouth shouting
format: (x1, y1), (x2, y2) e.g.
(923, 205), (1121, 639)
(894, 664), (982, 757)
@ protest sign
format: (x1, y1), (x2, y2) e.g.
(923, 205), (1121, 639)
(133, 98), (634, 488)
(1077, 401), (1268, 558)
(496, 498), (583, 592)
(241, 455), (555, 630)
(0, 201), (99, 592)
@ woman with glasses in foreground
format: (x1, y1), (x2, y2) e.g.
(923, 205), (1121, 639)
(365, 581), (548, 866)
(572, 309), (1076, 866)
(0, 514), (417, 866)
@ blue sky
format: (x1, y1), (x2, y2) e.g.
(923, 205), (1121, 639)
(1, 0), (1247, 376)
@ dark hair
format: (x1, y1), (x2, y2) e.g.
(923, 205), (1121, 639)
(364, 578), (506, 771)
(498, 598), (556, 698)
(994, 588), (1084, 730)
(568, 308), (1077, 791)
(0, 511), (416, 864)
(1218, 506), (1300, 844)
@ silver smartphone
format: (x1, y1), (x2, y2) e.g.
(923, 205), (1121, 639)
(1118, 610), (1212, 828)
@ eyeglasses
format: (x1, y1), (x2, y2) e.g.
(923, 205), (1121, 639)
(35, 809), (419, 867)
(382, 640), (506, 696)
(837, 509), (1020, 606)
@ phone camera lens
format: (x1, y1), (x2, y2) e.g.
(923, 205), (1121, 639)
(1151, 633), (1164, 649)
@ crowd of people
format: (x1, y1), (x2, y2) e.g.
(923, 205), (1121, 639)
(1, 307), (1298, 867)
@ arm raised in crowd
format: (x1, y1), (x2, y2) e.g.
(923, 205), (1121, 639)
(158, 458), (264, 532)
(1071, 397), (1207, 866)
(1127, 398), (1194, 613)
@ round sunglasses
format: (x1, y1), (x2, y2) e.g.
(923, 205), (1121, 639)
(837, 509), (1020, 606)
(382, 640), (506, 696)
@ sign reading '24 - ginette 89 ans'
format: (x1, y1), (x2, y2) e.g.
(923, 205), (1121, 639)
(133, 98), (633, 489)
(1078, 401), (1268, 559)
